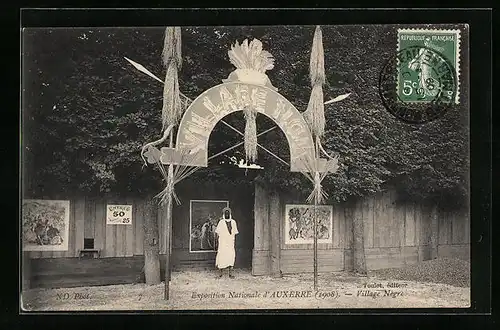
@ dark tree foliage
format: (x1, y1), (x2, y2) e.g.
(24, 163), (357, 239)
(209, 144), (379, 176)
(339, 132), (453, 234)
(22, 26), (468, 207)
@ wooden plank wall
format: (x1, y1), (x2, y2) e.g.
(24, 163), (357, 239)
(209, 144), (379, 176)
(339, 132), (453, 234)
(28, 197), (147, 259)
(30, 256), (144, 289)
(254, 182), (270, 251)
(254, 190), (346, 275)
(344, 191), (470, 250)
(438, 209), (469, 245)
(277, 187), (469, 273)
(25, 188), (470, 267)
(343, 191), (470, 268)
(27, 181), (256, 270)
(280, 249), (344, 274)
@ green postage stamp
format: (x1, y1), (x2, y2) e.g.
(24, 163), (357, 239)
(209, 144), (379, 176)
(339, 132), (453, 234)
(397, 29), (461, 104)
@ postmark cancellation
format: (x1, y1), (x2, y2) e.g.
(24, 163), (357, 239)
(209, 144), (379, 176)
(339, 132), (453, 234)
(396, 28), (461, 105)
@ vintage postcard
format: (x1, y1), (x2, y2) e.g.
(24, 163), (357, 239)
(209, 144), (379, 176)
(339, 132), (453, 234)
(21, 23), (471, 311)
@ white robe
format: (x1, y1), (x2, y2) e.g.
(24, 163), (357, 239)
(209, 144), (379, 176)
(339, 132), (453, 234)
(215, 219), (239, 269)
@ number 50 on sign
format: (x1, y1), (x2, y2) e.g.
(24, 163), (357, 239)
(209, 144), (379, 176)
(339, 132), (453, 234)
(106, 205), (133, 225)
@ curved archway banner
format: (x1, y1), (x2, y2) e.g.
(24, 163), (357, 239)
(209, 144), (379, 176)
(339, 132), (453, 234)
(168, 82), (316, 172)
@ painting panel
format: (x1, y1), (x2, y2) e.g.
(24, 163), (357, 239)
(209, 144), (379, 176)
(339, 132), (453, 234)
(284, 204), (333, 245)
(189, 200), (229, 252)
(22, 199), (70, 251)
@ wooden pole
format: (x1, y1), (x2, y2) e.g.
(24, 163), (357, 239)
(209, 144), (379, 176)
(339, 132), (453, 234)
(313, 191), (318, 291)
(313, 138), (319, 291)
(164, 130), (174, 300)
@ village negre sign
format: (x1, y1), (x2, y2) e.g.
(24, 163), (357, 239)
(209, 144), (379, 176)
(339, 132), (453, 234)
(166, 82), (316, 172)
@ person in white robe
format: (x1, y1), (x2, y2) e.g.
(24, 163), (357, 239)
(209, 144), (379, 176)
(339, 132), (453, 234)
(215, 207), (239, 278)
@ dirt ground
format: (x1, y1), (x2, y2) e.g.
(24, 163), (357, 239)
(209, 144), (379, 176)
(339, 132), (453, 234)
(21, 266), (470, 311)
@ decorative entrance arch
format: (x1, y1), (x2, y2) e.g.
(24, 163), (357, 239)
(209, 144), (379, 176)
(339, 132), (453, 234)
(137, 30), (345, 299)
(148, 82), (317, 172)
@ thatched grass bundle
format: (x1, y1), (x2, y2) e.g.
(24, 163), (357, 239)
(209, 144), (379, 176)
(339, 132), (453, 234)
(153, 148), (202, 206)
(303, 25), (326, 140)
(309, 26), (325, 86)
(162, 27), (182, 69)
(303, 84), (325, 139)
(161, 27), (183, 129)
(243, 107), (258, 163)
(295, 143), (340, 205)
(162, 63), (183, 129)
(307, 171), (326, 205)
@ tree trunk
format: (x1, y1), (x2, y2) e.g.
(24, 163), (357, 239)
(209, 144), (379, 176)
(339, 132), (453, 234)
(22, 252), (31, 291)
(268, 190), (281, 278)
(429, 203), (439, 260)
(143, 197), (161, 285)
(348, 200), (367, 275)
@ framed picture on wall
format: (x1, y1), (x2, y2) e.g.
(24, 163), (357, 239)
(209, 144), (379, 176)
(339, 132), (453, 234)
(189, 200), (229, 253)
(21, 199), (70, 251)
(284, 204), (333, 245)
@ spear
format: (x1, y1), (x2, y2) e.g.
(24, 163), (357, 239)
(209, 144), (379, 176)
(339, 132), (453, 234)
(303, 25), (327, 292)
(124, 56), (350, 107)
(161, 27), (183, 301)
(324, 93), (351, 105)
(124, 57), (164, 83)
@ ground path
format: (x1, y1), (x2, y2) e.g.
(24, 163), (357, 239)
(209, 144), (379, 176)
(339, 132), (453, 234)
(22, 267), (470, 310)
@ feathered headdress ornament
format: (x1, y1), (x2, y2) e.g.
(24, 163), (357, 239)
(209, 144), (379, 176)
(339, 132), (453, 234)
(228, 39), (275, 73)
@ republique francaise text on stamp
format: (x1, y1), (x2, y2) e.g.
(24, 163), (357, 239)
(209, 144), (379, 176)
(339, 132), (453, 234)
(379, 28), (461, 124)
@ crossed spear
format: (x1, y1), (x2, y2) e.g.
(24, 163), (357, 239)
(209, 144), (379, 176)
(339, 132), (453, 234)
(124, 57), (351, 106)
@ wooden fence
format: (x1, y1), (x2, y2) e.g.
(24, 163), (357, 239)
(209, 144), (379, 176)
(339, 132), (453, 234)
(27, 197), (159, 259)
(23, 185), (470, 288)
(252, 187), (470, 275)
